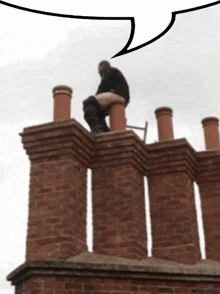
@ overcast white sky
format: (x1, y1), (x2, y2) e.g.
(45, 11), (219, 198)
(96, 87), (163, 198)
(1, 1), (220, 293)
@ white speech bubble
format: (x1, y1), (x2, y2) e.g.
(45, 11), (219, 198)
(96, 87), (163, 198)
(1, 0), (220, 57)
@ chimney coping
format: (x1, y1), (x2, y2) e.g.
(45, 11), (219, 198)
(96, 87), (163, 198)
(7, 252), (220, 286)
(146, 139), (197, 179)
(196, 149), (220, 182)
(92, 130), (149, 173)
(20, 119), (94, 166)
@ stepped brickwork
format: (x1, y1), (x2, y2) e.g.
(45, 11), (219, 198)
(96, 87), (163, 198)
(7, 86), (220, 294)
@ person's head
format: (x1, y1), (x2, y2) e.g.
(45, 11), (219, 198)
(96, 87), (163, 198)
(98, 60), (111, 76)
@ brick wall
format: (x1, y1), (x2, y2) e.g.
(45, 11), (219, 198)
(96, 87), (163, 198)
(16, 276), (220, 294)
(26, 158), (87, 260)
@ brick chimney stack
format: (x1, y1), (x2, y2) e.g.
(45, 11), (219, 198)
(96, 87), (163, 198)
(196, 116), (220, 261)
(155, 107), (174, 142)
(147, 108), (201, 264)
(147, 140), (201, 264)
(53, 85), (72, 121)
(21, 86), (93, 261)
(92, 131), (148, 260)
(196, 149), (220, 262)
(202, 117), (220, 150)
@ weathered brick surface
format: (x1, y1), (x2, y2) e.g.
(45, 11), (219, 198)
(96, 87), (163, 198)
(21, 120), (94, 260)
(148, 172), (200, 264)
(196, 150), (220, 261)
(93, 164), (147, 259)
(92, 132), (148, 259)
(15, 275), (220, 294)
(147, 140), (201, 264)
(26, 159), (87, 260)
(198, 181), (220, 261)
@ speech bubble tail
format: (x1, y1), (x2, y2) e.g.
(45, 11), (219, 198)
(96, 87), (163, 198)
(112, 12), (176, 58)
(111, 18), (135, 58)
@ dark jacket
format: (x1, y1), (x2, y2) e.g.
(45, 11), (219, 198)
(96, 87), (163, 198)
(96, 67), (130, 105)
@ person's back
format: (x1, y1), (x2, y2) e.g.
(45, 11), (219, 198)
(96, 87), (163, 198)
(96, 66), (130, 106)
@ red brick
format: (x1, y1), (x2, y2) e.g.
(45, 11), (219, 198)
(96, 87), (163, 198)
(21, 122), (93, 261)
(65, 282), (83, 290)
(93, 162), (148, 259)
(148, 171), (201, 264)
(158, 287), (174, 293)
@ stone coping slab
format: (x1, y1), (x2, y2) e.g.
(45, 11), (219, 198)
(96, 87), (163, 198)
(7, 252), (220, 286)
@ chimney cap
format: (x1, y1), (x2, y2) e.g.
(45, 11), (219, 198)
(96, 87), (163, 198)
(155, 106), (173, 117)
(202, 117), (219, 127)
(52, 85), (73, 97)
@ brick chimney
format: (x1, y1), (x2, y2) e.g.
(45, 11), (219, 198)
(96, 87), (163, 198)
(92, 131), (148, 259)
(202, 117), (220, 150)
(155, 107), (174, 142)
(21, 86), (93, 261)
(196, 117), (220, 261)
(196, 150), (220, 262)
(20, 85), (148, 262)
(146, 109), (201, 264)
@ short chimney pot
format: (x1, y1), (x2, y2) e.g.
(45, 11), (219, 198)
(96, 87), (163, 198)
(53, 85), (72, 121)
(155, 107), (174, 142)
(202, 116), (219, 150)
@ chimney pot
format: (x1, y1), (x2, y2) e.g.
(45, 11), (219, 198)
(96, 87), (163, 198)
(53, 85), (72, 121)
(109, 101), (126, 131)
(155, 107), (174, 142)
(202, 116), (219, 150)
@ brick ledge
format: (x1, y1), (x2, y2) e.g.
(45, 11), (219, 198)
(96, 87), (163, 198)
(7, 252), (220, 286)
